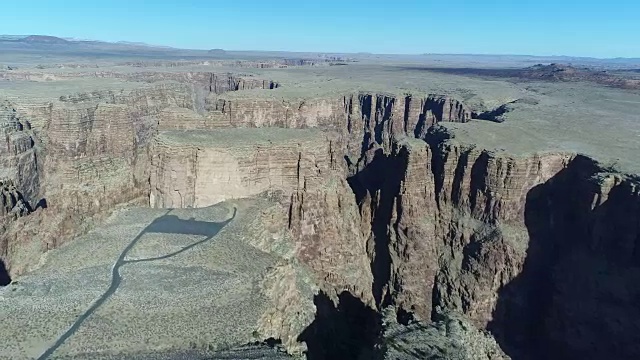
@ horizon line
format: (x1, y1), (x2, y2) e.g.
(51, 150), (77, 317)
(2, 34), (640, 61)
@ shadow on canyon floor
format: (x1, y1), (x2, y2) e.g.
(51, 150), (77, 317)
(0, 259), (10, 286)
(489, 157), (640, 360)
(298, 291), (383, 360)
(37, 208), (237, 360)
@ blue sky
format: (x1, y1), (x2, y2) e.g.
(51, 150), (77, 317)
(1, 0), (638, 58)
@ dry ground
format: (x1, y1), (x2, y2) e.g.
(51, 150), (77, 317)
(0, 200), (293, 359)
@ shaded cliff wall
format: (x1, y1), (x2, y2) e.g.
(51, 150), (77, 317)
(0, 102), (40, 204)
(349, 131), (640, 359)
(284, 94), (473, 306)
(490, 157), (640, 359)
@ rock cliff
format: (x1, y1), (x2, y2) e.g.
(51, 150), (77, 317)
(0, 82), (198, 275)
(0, 102), (40, 203)
(136, 84), (640, 358)
(205, 89), (640, 359)
(2, 70), (639, 359)
(149, 128), (329, 208)
(489, 158), (640, 359)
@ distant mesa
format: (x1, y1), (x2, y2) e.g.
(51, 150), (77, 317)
(526, 63), (580, 76)
(405, 62), (640, 90)
(20, 35), (69, 44)
(208, 48), (227, 55)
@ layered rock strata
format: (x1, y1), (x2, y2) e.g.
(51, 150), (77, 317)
(0, 71), (279, 94)
(149, 128), (329, 208)
(0, 103), (39, 203)
(1, 73), (638, 359)
(195, 89), (640, 358)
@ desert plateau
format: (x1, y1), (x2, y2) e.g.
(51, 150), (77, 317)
(0, 15), (639, 360)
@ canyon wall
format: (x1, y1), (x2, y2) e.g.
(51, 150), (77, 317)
(148, 129), (330, 208)
(0, 73), (284, 275)
(147, 91), (474, 306)
(193, 89), (640, 358)
(490, 159), (640, 359)
(0, 102), (39, 203)
(212, 93), (470, 130)
(1, 72), (638, 358)
(0, 82), (199, 274)
(0, 71), (278, 94)
(344, 126), (640, 359)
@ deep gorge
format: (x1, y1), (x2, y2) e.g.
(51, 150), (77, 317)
(1, 73), (639, 359)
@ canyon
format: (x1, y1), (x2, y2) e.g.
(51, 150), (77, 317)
(0, 50), (639, 360)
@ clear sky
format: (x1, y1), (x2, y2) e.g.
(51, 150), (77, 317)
(1, 0), (638, 58)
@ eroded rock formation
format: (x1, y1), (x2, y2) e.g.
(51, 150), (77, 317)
(1, 69), (638, 359)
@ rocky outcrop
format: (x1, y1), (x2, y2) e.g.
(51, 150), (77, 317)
(288, 170), (375, 303)
(382, 308), (509, 360)
(0, 103), (40, 203)
(0, 180), (32, 276)
(0, 181), (31, 219)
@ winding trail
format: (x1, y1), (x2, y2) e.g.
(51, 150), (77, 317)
(37, 208), (237, 360)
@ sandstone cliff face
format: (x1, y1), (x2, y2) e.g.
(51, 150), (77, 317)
(379, 141), (574, 322)
(489, 159), (640, 359)
(2, 71), (638, 359)
(40, 83), (194, 236)
(288, 170), (375, 304)
(212, 93), (470, 133)
(0, 103), (40, 203)
(148, 129), (329, 208)
(348, 131), (640, 359)
(147, 92), (472, 306)
(0, 82), (197, 274)
(147, 128), (377, 306)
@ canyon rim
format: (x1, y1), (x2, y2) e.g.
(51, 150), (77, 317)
(0, 35), (639, 360)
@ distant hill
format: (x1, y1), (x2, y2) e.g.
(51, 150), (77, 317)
(208, 49), (227, 55)
(21, 35), (69, 44)
(404, 63), (640, 90)
(0, 34), (203, 59)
